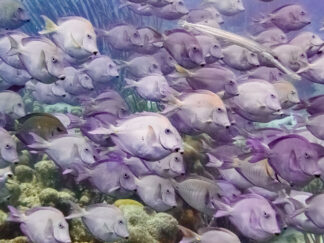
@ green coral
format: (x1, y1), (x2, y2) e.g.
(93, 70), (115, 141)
(119, 204), (178, 243)
(14, 165), (34, 183)
(0, 236), (29, 243)
(34, 160), (60, 188)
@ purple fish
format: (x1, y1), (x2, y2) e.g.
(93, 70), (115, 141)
(135, 174), (177, 211)
(153, 0), (189, 20)
(135, 27), (163, 54)
(153, 48), (176, 75)
(195, 35), (223, 64)
(222, 45), (259, 71)
(122, 55), (162, 78)
(214, 194), (280, 241)
(72, 160), (137, 196)
(163, 29), (205, 68)
(252, 28), (288, 48)
(0, 127), (19, 168)
(8, 206), (71, 243)
(81, 55), (119, 83)
(66, 203), (129, 242)
(254, 4), (311, 32)
(290, 32), (324, 57)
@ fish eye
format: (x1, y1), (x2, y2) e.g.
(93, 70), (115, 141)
(84, 148), (90, 152)
(52, 57), (58, 64)
(193, 46), (197, 51)
(108, 64), (113, 68)
(178, 1), (184, 5)
(213, 45), (219, 48)
(229, 80), (235, 85)
(87, 34), (92, 39)
(218, 108), (223, 112)
(169, 57), (173, 61)
(166, 189), (170, 193)
(165, 128), (171, 134)
(58, 223), (64, 229)
(134, 33), (139, 38)
(17, 7), (23, 13)
(281, 36), (285, 40)
(17, 103), (22, 107)
(174, 157), (179, 162)
(312, 35), (316, 39)
(119, 220), (123, 225)
(301, 11), (306, 16)
(271, 94), (276, 98)
(5, 144), (11, 149)
(290, 91), (296, 95)
(305, 152), (311, 159)
(300, 53), (305, 58)
(251, 53), (255, 57)
(264, 212), (270, 218)
(152, 63), (158, 69)
(124, 173), (129, 179)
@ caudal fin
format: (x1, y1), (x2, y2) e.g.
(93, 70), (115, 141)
(39, 15), (58, 35)
(246, 138), (271, 163)
(7, 206), (24, 223)
(70, 163), (91, 183)
(19, 132), (50, 150)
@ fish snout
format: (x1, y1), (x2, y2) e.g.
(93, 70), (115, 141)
(125, 236), (129, 240)
(314, 173), (321, 178)
(274, 232), (280, 236)
(7, 173), (13, 178)
(93, 51), (98, 56)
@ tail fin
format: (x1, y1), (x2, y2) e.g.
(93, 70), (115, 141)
(296, 64), (310, 74)
(177, 225), (200, 242)
(246, 138), (271, 163)
(7, 206), (24, 223)
(39, 15), (58, 35)
(6, 35), (21, 56)
(160, 96), (183, 115)
(252, 14), (272, 27)
(88, 126), (114, 135)
(293, 99), (309, 111)
(71, 163), (91, 183)
(213, 200), (232, 218)
(21, 132), (50, 150)
(174, 64), (191, 77)
(124, 78), (137, 89)
(65, 201), (87, 220)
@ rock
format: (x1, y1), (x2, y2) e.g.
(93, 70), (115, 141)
(0, 236), (29, 243)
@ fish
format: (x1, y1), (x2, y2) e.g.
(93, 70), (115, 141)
(273, 81), (300, 109)
(81, 55), (119, 83)
(134, 174), (177, 211)
(0, 31), (29, 69)
(290, 193), (324, 230)
(71, 160), (137, 196)
(247, 67), (284, 83)
(15, 112), (68, 143)
(249, 134), (321, 187)
(272, 44), (309, 72)
(0, 90), (25, 120)
(199, 3), (224, 24)
(214, 194), (281, 241)
(66, 203), (129, 242)
(222, 45), (260, 71)
(153, 48), (176, 75)
(202, 0), (245, 16)
(178, 225), (241, 243)
(230, 79), (283, 122)
(297, 56), (324, 84)
(135, 27), (164, 54)
(164, 90), (231, 135)
(8, 36), (66, 83)
(251, 28), (288, 48)
(0, 58), (31, 87)
(25, 80), (74, 105)
(120, 55), (162, 78)
(39, 15), (99, 59)
(125, 74), (177, 102)
(0, 0), (30, 30)
(172, 176), (221, 215)
(23, 133), (96, 171)
(99, 24), (143, 50)
(143, 152), (185, 178)
(59, 66), (94, 95)
(8, 206), (71, 243)
(185, 8), (221, 29)
(153, 0), (189, 20)
(294, 94), (324, 115)
(180, 21), (301, 80)
(216, 180), (242, 203)
(89, 112), (183, 161)
(195, 34), (223, 64)
(254, 4), (311, 32)
(174, 64), (238, 97)
(163, 29), (206, 68)
(290, 32), (324, 57)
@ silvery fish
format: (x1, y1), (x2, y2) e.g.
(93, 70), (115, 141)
(8, 206), (71, 243)
(0, 0), (30, 29)
(66, 203), (129, 242)
(40, 16), (99, 59)
(89, 112), (183, 161)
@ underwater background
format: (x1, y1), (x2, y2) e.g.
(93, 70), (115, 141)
(1, 0), (324, 243)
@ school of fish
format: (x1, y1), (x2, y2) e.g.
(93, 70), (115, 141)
(1, 0), (324, 242)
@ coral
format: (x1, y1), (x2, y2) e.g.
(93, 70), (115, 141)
(0, 236), (29, 243)
(118, 204), (178, 243)
(69, 218), (96, 243)
(34, 160), (60, 188)
(14, 165), (34, 183)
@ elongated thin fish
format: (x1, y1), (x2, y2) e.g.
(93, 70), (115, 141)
(180, 21), (301, 81)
